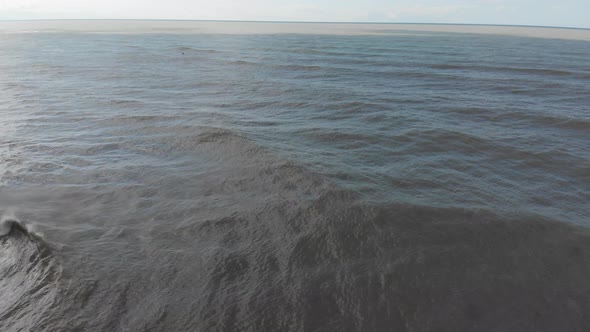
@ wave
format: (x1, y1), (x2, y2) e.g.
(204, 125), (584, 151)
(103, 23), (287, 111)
(430, 63), (587, 78)
(277, 64), (323, 71)
(109, 99), (145, 107)
(175, 46), (218, 54)
(232, 60), (258, 66)
(499, 113), (590, 132)
(229, 60), (323, 72)
(0, 216), (61, 331)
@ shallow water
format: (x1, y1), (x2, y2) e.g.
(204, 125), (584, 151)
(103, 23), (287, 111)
(1, 21), (589, 331)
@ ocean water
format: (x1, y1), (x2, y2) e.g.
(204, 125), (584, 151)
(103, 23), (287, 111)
(1, 21), (589, 331)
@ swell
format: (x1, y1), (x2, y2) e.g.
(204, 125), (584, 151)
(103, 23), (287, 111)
(121, 128), (590, 331)
(446, 107), (590, 132)
(2, 126), (590, 331)
(191, 189), (590, 331)
(430, 63), (590, 79)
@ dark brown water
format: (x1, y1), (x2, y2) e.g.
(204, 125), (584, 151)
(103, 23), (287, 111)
(1, 21), (590, 331)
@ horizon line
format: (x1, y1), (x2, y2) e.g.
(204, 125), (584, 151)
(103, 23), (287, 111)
(1, 18), (589, 31)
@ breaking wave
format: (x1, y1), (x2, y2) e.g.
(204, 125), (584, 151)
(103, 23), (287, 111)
(0, 215), (61, 331)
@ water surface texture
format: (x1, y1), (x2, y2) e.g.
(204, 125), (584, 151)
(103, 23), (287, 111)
(1, 21), (590, 331)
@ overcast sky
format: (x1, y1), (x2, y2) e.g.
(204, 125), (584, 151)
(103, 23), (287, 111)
(1, 0), (588, 29)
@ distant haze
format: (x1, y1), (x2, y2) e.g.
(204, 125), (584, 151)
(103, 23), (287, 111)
(1, 21), (590, 42)
(0, 0), (589, 29)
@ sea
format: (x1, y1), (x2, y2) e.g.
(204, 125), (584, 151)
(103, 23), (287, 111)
(1, 20), (589, 331)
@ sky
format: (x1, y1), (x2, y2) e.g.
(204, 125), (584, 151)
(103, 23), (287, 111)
(0, 0), (589, 29)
